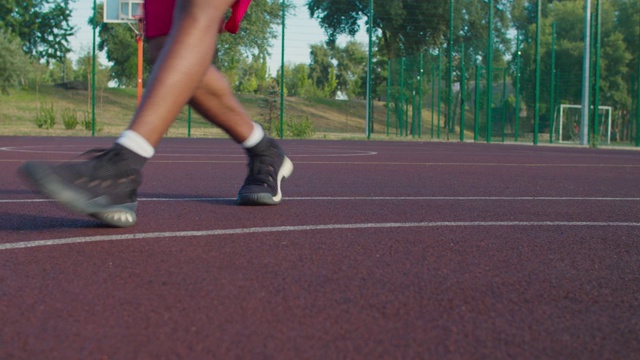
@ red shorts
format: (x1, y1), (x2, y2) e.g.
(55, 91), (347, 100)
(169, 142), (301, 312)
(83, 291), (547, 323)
(143, 0), (251, 38)
(144, 0), (175, 38)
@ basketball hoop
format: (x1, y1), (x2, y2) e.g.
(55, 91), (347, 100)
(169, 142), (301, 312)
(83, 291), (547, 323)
(129, 14), (145, 40)
(103, 0), (145, 104)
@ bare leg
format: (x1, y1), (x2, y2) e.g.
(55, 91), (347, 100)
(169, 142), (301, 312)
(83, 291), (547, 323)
(128, 0), (239, 147)
(18, 0), (291, 228)
(146, 36), (254, 143)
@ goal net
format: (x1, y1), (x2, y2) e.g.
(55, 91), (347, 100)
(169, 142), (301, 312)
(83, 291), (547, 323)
(555, 104), (612, 144)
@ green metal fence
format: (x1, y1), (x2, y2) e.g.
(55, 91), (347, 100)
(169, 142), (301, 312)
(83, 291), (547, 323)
(3, 0), (638, 148)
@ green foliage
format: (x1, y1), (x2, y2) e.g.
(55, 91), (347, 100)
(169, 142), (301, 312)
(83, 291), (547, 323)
(236, 54), (269, 94)
(49, 56), (75, 83)
(215, 0), (285, 73)
(333, 40), (367, 99)
(0, 30), (30, 94)
(81, 110), (92, 131)
(285, 115), (315, 138)
(61, 107), (78, 129)
(257, 80), (280, 136)
(0, 0), (75, 63)
(515, 0), (634, 116)
(34, 102), (56, 129)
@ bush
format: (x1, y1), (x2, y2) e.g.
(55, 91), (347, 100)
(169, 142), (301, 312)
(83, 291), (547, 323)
(80, 111), (102, 133)
(81, 111), (92, 131)
(34, 103), (55, 129)
(286, 115), (315, 138)
(61, 108), (78, 130)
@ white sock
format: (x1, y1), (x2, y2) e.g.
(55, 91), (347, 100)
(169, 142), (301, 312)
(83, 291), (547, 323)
(241, 122), (265, 148)
(116, 130), (155, 158)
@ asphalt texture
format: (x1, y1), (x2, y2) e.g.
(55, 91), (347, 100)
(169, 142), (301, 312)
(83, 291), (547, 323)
(1, 136), (639, 359)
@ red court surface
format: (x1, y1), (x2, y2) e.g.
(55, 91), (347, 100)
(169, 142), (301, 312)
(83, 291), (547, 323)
(1, 136), (639, 359)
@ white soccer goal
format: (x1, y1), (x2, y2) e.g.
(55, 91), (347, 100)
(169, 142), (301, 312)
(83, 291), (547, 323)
(556, 104), (612, 144)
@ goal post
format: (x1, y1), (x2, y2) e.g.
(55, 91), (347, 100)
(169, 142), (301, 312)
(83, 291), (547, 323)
(555, 104), (612, 144)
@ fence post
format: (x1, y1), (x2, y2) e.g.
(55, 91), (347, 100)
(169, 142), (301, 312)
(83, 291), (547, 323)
(502, 67), (507, 142)
(437, 51), (442, 139)
(447, 0), (455, 138)
(387, 59), (391, 136)
(515, 32), (521, 142)
(474, 62), (481, 142)
(637, 36), (640, 147)
(187, 106), (192, 138)
(431, 65), (436, 139)
(591, 0), (602, 145)
(580, 0), (592, 145)
(533, 0), (541, 145)
(279, 0), (285, 139)
(486, 0), (493, 143)
(550, 21), (556, 143)
(91, 0), (97, 137)
(365, 0), (374, 139)
(460, 43), (466, 142)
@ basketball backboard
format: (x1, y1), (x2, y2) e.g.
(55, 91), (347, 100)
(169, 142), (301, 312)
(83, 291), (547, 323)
(104, 0), (143, 23)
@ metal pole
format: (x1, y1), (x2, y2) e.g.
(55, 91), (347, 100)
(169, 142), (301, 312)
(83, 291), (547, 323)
(591, 0), (602, 145)
(460, 43), (465, 142)
(533, 0), (541, 145)
(437, 51), (442, 139)
(91, 0), (97, 137)
(386, 59), (391, 136)
(515, 32), (521, 142)
(474, 62), (480, 142)
(637, 36), (640, 147)
(431, 65), (436, 139)
(486, 0), (493, 143)
(447, 0), (454, 138)
(279, 0), (285, 139)
(365, 0), (374, 139)
(400, 57), (405, 136)
(580, 0), (592, 145)
(137, 33), (143, 104)
(550, 21), (556, 143)
(502, 67), (507, 142)
(187, 106), (192, 137)
(419, 51), (424, 138)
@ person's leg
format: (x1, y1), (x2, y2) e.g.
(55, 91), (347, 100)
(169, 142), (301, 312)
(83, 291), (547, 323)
(129, 0), (234, 147)
(18, 0), (233, 227)
(146, 36), (293, 206)
(19, 0), (293, 227)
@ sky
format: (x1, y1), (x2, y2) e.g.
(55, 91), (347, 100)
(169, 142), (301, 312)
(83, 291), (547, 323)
(69, 0), (369, 75)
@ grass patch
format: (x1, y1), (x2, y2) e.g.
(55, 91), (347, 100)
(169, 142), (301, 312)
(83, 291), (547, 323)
(0, 84), (439, 139)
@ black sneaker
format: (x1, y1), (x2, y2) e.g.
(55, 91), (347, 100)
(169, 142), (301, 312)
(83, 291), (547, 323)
(237, 136), (293, 205)
(19, 144), (144, 227)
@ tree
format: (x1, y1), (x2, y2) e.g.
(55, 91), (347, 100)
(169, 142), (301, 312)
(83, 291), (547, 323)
(0, 30), (31, 94)
(308, 43), (335, 97)
(49, 56), (75, 83)
(306, 0), (449, 58)
(333, 40), (367, 99)
(216, 0), (285, 74)
(0, 0), (75, 64)
(514, 0), (632, 135)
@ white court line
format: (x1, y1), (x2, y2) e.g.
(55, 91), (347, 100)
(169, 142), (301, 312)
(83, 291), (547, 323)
(0, 146), (377, 157)
(2, 196), (640, 203)
(2, 221), (639, 251)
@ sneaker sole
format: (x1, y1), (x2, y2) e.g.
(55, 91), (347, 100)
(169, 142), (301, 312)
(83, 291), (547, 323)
(237, 156), (293, 205)
(19, 161), (137, 228)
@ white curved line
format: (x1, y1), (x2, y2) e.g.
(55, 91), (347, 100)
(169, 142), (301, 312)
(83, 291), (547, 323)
(2, 221), (639, 251)
(2, 196), (639, 203)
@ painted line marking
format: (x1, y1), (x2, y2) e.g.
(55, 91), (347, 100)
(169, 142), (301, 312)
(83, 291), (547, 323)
(2, 221), (640, 251)
(0, 146), (377, 157)
(2, 196), (640, 204)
